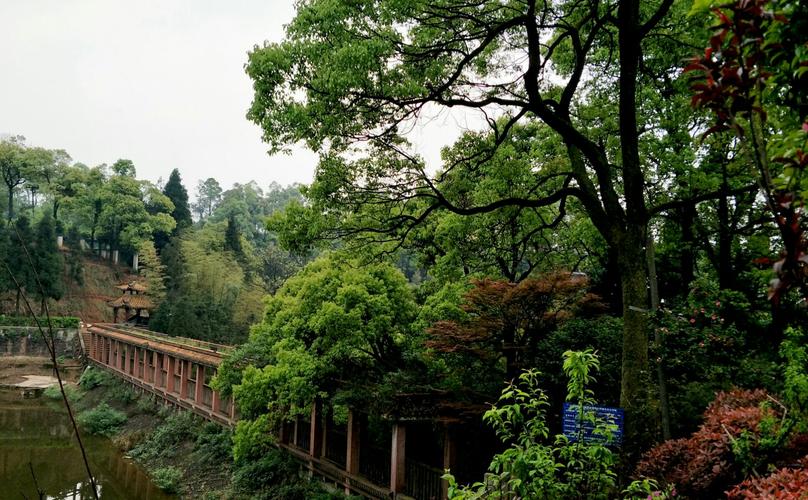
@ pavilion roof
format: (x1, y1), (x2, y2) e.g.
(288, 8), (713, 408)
(115, 282), (148, 293)
(108, 294), (154, 310)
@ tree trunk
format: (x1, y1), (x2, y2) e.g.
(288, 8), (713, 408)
(7, 187), (13, 222)
(618, 228), (654, 452)
(680, 203), (697, 293)
(646, 234), (671, 441)
(718, 169), (734, 289)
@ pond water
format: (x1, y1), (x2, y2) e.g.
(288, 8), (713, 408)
(0, 388), (176, 500)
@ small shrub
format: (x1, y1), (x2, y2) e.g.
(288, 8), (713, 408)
(727, 456), (808, 498)
(77, 403), (127, 437)
(151, 466), (183, 494)
(43, 384), (80, 402)
(195, 422), (233, 462)
(135, 395), (159, 415)
(635, 389), (787, 497)
(107, 381), (137, 405)
(130, 410), (197, 461)
(231, 449), (332, 499)
(78, 367), (113, 390)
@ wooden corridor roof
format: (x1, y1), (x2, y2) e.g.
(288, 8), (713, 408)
(87, 323), (232, 367)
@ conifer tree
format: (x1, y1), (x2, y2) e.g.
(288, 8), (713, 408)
(162, 169), (192, 231)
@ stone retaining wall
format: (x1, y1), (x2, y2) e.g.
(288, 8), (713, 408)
(0, 327), (80, 358)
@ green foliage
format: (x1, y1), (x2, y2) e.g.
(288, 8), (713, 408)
(32, 213), (64, 307)
(42, 384), (80, 402)
(150, 466), (183, 494)
(78, 367), (113, 390)
(218, 252), (417, 418)
(231, 448), (336, 500)
(77, 403), (127, 437)
(622, 478), (675, 499)
(781, 327), (808, 415)
(130, 410), (197, 461)
(162, 168), (192, 231)
(233, 414), (275, 465)
(0, 315), (79, 328)
(445, 351), (616, 499)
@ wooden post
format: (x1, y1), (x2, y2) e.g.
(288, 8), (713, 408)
(151, 351), (159, 385)
(293, 416), (299, 447)
(212, 390), (221, 414)
(195, 365), (205, 406)
(346, 410), (361, 474)
(115, 341), (122, 370)
(166, 356), (176, 393)
(345, 410), (362, 495)
(309, 400), (323, 458)
(180, 360), (189, 400)
(390, 422), (406, 494)
(442, 426), (457, 500)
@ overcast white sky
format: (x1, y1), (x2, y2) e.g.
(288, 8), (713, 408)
(1, 0), (477, 197)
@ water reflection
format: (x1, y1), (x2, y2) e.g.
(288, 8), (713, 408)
(0, 389), (176, 500)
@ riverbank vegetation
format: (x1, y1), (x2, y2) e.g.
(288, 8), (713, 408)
(61, 367), (342, 499)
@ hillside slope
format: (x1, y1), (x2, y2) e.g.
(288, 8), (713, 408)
(49, 251), (139, 323)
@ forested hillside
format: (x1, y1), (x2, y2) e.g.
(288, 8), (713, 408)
(0, 141), (305, 342)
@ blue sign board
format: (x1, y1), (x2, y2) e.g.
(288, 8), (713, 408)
(562, 403), (624, 446)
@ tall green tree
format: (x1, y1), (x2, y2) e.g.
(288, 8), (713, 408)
(214, 252), (417, 418)
(32, 214), (64, 314)
(194, 177), (223, 219)
(224, 213), (243, 255)
(8, 216), (35, 314)
(163, 168), (192, 231)
(0, 138), (27, 222)
(110, 159), (136, 177)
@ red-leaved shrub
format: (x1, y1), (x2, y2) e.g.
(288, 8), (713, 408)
(635, 389), (778, 498)
(727, 456), (808, 499)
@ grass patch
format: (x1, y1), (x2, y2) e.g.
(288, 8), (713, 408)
(77, 403), (127, 437)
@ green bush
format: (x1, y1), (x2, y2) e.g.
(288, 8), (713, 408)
(107, 380), (138, 405)
(77, 403), (127, 437)
(130, 410), (197, 461)
(233, 414), (275, 465)
(232, 449), (331, 500)
(194, 422), (233, 462)
(42, 384), (81, 402)
(151, 466), (183, 494)
(78, 367), (113, 390)
(135, 395), (159, 415)
(0, 315), (79, 328)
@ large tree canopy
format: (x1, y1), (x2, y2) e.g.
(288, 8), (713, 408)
(245, 0), (714, 444)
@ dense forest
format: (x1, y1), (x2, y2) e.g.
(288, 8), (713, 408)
(3, 0), (808, 497)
